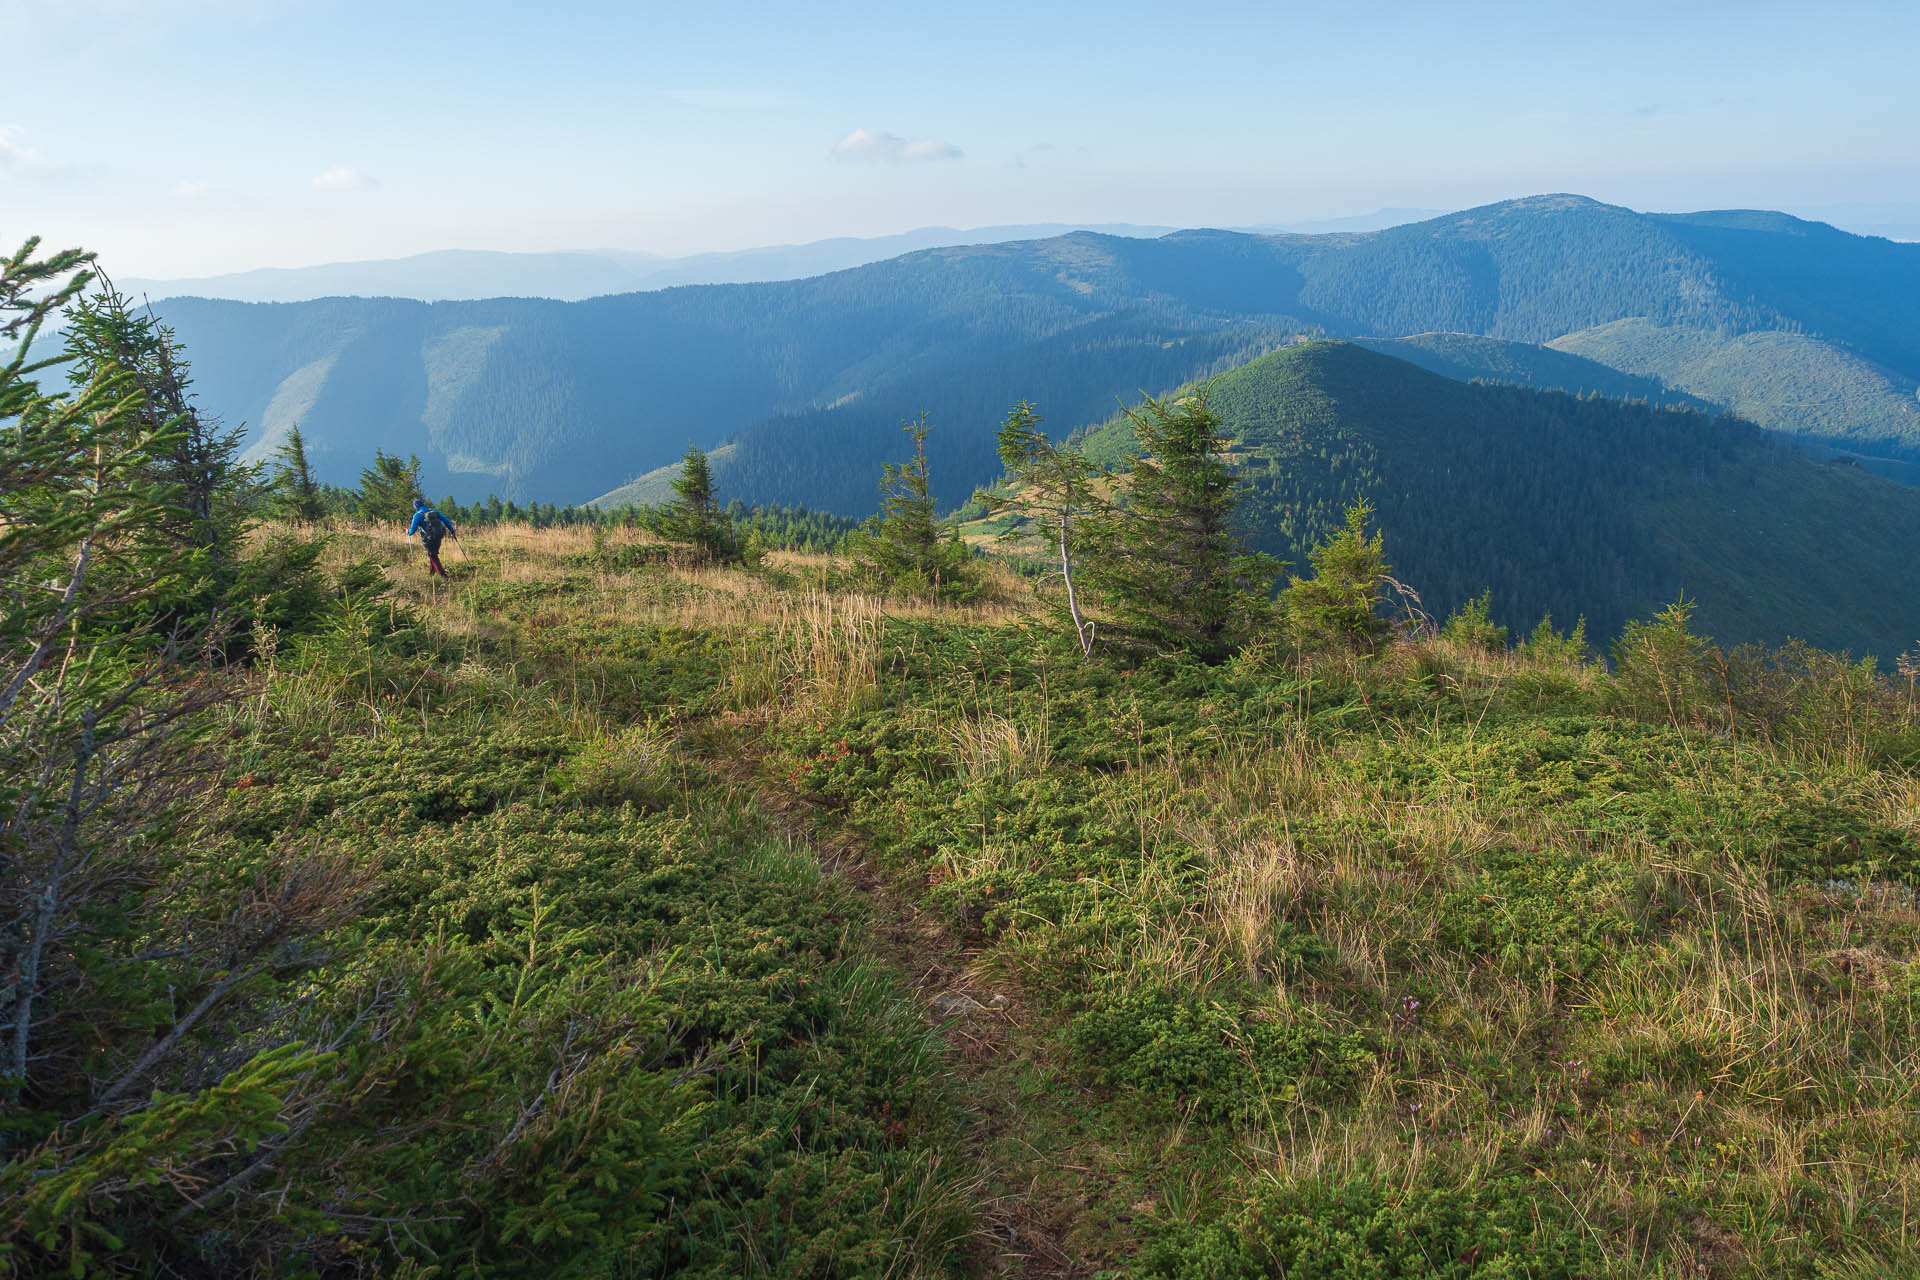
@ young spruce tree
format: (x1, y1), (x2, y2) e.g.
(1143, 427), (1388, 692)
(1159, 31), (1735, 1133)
(977, 401), (1101, 655)
(271, 425), (327, 522)
(3, 239), (364, 1270)
(359, 449), (424, 521)
(60, 281), (255, 582)
(668, 444), (735, 560)
(1281, 499), (1391, 653)
(854, 413), (972, 596)
(1083, 391), (1273, 661)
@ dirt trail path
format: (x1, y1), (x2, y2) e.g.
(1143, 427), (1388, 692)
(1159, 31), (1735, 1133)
(717, 741), (1101, 1278)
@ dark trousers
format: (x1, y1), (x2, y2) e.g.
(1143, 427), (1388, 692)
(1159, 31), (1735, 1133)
(423, 535), (446, 576)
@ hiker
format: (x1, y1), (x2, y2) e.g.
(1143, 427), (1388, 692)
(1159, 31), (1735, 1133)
(407, 497), (456, 576)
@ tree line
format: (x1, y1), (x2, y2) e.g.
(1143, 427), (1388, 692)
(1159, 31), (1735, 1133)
(723, 389), (1404, 665)
(266, 433), (858, 551)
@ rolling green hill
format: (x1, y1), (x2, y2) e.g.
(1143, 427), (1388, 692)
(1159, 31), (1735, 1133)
(151, 194), (1920, 510)
(1079, 341), (1920, 659)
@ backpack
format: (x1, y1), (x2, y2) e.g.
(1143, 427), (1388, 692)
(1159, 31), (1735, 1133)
(421, 510), (448, 540)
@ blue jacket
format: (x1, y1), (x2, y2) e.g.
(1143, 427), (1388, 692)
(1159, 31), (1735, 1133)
(407, 508), (455, 538)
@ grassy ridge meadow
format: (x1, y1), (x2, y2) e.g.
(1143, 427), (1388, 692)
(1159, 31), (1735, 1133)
(66, 517), (1917, 1276)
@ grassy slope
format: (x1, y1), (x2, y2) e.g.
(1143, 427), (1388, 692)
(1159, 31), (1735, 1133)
(202, 521), (1920, 1277)
(188, 527), (991, 1277)
(1552, 318), (1920, 459)
(1077, 341), (1920, 660)
(591, 441), (741, 508)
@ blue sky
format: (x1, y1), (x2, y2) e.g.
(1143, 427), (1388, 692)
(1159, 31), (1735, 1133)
(7, 0), (1917, 276)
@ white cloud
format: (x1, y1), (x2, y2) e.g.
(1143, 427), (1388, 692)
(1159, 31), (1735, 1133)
(312, 167), (374, 190)
(663, 88), (781, 110)
(830, 128), (963, 164)
(0, 123), (43, 167)
(899, 137), (962, 161)
(170, 179), (209, 198)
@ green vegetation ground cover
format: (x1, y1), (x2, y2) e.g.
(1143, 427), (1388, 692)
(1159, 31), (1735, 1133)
(10, 527), (980, 1277)
(18, 516), (1920, 1276)
(770, 606), (1920, 1276)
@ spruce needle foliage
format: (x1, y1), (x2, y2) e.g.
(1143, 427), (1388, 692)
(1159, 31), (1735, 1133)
(1282, 498), (1391, 653)
(850, 412), (974, 597)
(270, 425), (326, 523)
(666, 444), (738, 561)
(2, 239), (367, 1275)
(60, 281), (257, 599)
(1082, 390), (1277, 661)
(1439, 589), (1509, 655)
(357, 449), (424, 522)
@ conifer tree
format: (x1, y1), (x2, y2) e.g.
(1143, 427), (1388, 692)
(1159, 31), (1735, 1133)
(668, 444), (734, 559)
(271, 425), (326, 522)
(1, 239), (248, 1109)
(852, 413), (972, 595)
(1082, 391), (1274, 660)
(59, 281), (254, 580)
(358, 450), (423, 522)
(1281, 499), (1390, 653)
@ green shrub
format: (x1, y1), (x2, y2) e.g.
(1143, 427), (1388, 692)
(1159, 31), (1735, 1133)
(1440, 590), (1508, 655)
(557, 720), (677, 809)
(1068, 986), (1373, 1124)
(1766, 802), (1919, 886)
(1519, 613), (1588, 667)
(1282, 501), (1390, 655)
(1611, 598), (1709, 724)
(1437, 847), (1636, 979)
(1139, 1171), (1596, 1279)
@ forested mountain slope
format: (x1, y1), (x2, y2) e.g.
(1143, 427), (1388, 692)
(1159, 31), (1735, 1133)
(1550, 318), (1920, 456)
(1078, 341), (1920, 658)
(154, 195), (1920, 507)
(160, 246), (1309, 505)
(1353, 332), (1711, 410)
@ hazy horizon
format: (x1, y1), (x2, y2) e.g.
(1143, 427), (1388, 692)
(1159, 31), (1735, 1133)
(103, 198), (1920, 292)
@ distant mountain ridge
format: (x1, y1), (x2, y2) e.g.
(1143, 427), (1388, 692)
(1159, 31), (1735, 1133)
(122, 224), (1182, 303)
(122, 211), (1447, 304)
(146, 194), (1920, 510)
